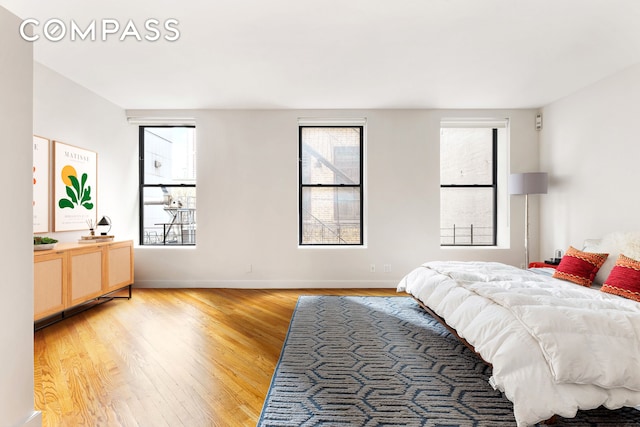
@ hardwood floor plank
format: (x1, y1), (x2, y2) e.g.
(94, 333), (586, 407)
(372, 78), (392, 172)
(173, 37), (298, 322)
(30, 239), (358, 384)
(34, 288), (399, 426)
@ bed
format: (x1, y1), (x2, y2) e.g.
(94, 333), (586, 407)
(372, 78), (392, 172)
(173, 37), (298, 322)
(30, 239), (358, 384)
(397, 232), (640, 426)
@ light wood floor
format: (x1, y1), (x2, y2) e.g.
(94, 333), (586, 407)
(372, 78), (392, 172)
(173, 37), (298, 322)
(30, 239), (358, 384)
(34, 288), (399, 427)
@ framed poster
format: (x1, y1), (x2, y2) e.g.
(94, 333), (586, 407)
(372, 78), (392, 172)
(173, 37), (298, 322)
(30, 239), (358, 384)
(33, 135), (50, 233)
(53, 141), (98, 232)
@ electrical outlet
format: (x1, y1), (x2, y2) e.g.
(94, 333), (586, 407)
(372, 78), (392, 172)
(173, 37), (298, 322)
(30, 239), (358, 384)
(247, 264), (253, 273)
(383, 264), (391, 273)
(370, 264), (376, 273)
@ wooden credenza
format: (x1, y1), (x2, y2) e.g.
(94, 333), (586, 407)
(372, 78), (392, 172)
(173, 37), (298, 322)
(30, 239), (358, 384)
(34, 240), (134, 321)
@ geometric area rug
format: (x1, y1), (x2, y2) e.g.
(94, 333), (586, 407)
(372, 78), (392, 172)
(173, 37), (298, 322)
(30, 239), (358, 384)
(257, 296), (640, 427)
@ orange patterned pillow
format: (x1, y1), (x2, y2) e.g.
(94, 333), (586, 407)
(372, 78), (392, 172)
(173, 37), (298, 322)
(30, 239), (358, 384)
(601, 254), (640, 302)
(552, 246), (608, 287)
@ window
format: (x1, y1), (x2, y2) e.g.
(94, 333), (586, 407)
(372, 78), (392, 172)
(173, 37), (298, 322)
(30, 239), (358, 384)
(139, 126), (196, 245)
(299, 126), (363, 245)
(440, 124), (498, 246)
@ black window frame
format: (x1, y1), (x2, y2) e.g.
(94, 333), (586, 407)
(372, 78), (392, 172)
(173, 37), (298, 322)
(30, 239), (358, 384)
(298, 125), (364, 246)
(440, 128), (498, 246)
(138, 125), (196, 246)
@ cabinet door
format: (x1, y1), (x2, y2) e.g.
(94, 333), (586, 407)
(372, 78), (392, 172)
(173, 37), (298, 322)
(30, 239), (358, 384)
(68, 246), (105, 306)
(106, 241), (134, 293)
(34, 251), (67, 320)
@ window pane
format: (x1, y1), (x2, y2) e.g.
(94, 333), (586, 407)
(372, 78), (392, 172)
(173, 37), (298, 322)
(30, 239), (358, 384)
(140, 126), (196, 247)
(440, 187), (494, 245)
(142, 186), (196, 245)
(301, 187), (360, 244)
(143, 127), (196, 184)
(301, 127), (361, 185)
(440, 128), (493, 185)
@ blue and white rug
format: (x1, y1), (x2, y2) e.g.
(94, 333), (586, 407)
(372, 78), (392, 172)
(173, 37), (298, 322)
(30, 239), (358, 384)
(257, 296), (639, 426)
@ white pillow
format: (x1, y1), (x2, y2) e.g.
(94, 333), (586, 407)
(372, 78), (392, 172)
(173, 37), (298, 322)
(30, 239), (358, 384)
(582, 239), (602, 253)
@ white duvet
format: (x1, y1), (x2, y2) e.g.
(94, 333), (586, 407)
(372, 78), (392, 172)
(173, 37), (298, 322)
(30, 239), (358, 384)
(397, 261), (640, 426)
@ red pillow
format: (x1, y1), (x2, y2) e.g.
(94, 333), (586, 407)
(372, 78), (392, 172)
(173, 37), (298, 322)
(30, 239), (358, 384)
(552, 246), (608, 287)
(601, 254), (640, 302)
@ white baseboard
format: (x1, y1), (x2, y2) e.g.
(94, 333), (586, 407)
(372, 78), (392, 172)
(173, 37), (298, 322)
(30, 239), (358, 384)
(21, 411), (42, 427)
(133, 279), (398, 289)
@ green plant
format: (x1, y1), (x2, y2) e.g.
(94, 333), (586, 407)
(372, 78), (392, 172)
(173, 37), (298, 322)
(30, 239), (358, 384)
(34, 236), (58, 245)
(59, 172), (93, 210)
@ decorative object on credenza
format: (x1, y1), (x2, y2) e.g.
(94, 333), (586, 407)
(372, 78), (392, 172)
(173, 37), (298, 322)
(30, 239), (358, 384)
(80, 218), (114, 243)
(33, 135), (50, 233)
(53, 141), (97, 232)
(509, 172), (548, 267)
(33, 235), (58, 251)
(86, 219), (96, 236)
(78, 235), (114, 243)
(97, 215), (112, 235)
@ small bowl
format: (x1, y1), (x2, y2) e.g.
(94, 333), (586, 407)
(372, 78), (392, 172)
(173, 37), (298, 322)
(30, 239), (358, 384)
(34, 243), (56, 251)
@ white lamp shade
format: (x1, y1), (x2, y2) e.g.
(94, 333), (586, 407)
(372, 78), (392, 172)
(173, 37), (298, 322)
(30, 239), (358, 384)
(509, 172), (548, 195)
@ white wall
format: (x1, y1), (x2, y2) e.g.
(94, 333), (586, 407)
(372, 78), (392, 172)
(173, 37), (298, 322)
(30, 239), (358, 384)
(33, 63), (138, 242)
(0, 6), (41, 427)
(32, 67), (542, 289)
(539, 63), (640, 256)
(129, 108), (541, 288)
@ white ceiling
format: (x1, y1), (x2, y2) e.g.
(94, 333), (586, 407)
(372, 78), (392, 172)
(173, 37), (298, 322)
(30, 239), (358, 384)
(3, 0), (640, 110)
